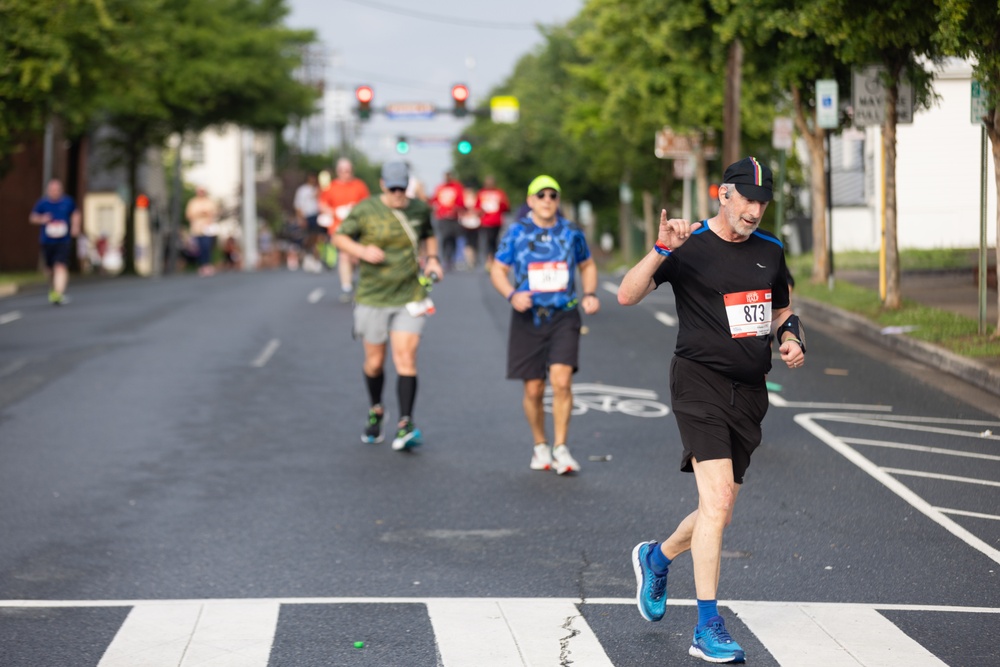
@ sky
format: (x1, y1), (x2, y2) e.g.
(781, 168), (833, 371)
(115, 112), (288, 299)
(285, 0), (585, 192)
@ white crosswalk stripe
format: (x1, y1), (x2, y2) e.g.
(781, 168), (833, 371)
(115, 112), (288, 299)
(2, 597), (995, 665)
(728, 602), (948, 666)
(98, 601), (280, 667)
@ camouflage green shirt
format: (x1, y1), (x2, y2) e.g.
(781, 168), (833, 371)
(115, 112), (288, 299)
(336, 195), (433, 307)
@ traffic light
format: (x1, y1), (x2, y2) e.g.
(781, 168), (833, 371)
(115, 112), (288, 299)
(355, 85), (374, 120)
(451, 84), (469, 117)
(396, 136), (410, 154)
(457, 139), (472, 155)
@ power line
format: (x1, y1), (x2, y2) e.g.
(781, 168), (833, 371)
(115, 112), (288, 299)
(339, 0), (539, 31)
(336, 66), (445, 94)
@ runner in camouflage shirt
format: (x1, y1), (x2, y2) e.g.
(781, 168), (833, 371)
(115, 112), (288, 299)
(333, 162), (443, 452)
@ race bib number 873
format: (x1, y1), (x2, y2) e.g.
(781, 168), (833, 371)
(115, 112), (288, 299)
(723, 289), (771, 338)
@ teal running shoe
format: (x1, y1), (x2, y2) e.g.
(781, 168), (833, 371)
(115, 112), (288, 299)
(632, 541), (667, 621)
(391, 419), (422, 451)
(689, 616), (745, 663)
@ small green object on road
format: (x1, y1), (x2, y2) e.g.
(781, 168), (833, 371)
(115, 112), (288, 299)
(354, 641), (365, 649)
(766, 381), (783, 392)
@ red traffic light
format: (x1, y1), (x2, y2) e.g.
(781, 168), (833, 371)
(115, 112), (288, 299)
(135, 194), (150, 209)
(709, 184), (720, 200)
(451, 84), (469, 102)
(356, 85), (374, 104)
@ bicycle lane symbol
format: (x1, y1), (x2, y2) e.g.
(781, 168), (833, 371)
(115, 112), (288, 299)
(542, 383), (670, 418)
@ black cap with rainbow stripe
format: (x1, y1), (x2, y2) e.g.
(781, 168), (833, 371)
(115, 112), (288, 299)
(723, 156), (773, 202)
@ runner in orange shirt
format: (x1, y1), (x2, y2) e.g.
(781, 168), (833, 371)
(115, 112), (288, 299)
(320, 158), (371, 300)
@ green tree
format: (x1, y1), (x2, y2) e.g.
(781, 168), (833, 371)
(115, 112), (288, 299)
(454, 22), (618, 222)
(807, 0), (941, 308)
(936, 0), (1000, 335)
(97, 0), (318, 273)
(713, 0), (852, 283)
(0, 0), (119, 166)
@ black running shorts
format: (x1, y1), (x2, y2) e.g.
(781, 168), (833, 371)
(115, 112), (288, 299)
(506, 308), (581, 380)
(669, 355), (769, 484)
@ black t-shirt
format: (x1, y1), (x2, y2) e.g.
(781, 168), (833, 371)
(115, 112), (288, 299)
(653, 225), (791, 385)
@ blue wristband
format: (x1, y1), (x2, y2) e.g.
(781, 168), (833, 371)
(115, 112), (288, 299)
(654, 242), (672, 257)
(506, 290), (516, 302)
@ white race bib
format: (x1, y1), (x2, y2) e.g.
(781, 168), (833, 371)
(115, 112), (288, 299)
(527, 261), (569, 292)
(45, 221), (68, 238)
(334, 204), (354, 221)
(723, 289), (772, 338)
(317, 213), (333, 228)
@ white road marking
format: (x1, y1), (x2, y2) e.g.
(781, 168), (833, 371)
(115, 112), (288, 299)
(728, 602), (948, 666)
(0, 358), (28, 378)
(935, 507), (1000, 521)
(600, 281), (619, 295)
(250, 339), (280, 368)
(97, 601), (279, 667)
(881, 467), (1000, 488)
(654, 311), (677, 327)
(768, 394), (893, 411)
(307, 288), (324, 303)
(0, 310), (23, 325)
(814, 413), (1000, 440)
(427, 598), (614, 667)
(562, 383), (659, 400)
(842, 437), (1000, 461)
(796, 413), (1000, 565)
(1, 597), (994, 667)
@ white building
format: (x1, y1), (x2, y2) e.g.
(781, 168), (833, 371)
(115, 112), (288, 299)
(830, 58), (997, 252)
(181, 124), (274, 239)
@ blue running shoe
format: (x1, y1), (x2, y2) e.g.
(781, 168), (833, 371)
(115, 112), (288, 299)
(631, 541), (667, 622)
(689, 616), (745, 663)
(391, 419), (422, 451)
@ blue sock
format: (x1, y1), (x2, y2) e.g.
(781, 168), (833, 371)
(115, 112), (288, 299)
(647, 544), (672, 575)
(697, 599), (719, 628)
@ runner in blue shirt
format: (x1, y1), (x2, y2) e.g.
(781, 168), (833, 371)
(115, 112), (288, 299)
(490, 175), (600, 475)
(29, 178), (81, 305)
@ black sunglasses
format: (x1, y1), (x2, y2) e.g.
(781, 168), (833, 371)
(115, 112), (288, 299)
(535, 190), (559, 200)
(388, 186), (406, 193)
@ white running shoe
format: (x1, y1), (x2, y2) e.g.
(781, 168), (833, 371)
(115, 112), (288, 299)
(530, 443), (552, 471)
(552, 444), (580, 475)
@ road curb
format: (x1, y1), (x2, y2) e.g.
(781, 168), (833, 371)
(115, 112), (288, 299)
(799, 296), (1000, 398)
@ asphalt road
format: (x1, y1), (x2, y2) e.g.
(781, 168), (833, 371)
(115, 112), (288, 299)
(0, 269), (997, 666)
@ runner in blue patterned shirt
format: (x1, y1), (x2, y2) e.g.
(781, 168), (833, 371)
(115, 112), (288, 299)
(489, 175), (599, 475)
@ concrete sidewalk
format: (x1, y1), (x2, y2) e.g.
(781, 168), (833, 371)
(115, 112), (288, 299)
(801, 268), (1000, 397)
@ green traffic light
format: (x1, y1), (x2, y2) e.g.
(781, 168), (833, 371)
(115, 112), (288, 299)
(457, 140), (472, 155)
(396, 139), (410, 154)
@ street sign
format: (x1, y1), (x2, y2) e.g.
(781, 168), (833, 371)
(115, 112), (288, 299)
(772, 116), (794, 150)
(490, 96), (520, 123)
(673, 158), (695, 180)
(384, 103), (436, 120)
(654, 127), (693, 159)
(816, 80), (839, 129)
(851, 66), (914, 127)
(971, 80), (989, 125)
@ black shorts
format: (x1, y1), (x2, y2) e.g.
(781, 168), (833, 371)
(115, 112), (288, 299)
(669, 355), (768, 484)
(482, 226), (502, 256)
(506, 308), (581, 380)
(463, 226), (480, 250)
(42, 241), (72, 268)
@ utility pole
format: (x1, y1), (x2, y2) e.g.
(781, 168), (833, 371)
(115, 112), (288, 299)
(722, 41), (743, 167)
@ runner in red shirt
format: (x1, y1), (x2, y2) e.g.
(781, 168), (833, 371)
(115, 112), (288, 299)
(430, 171), (465, 271)
(475, 175), (510, 271)
(320, 158), (371, 299)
